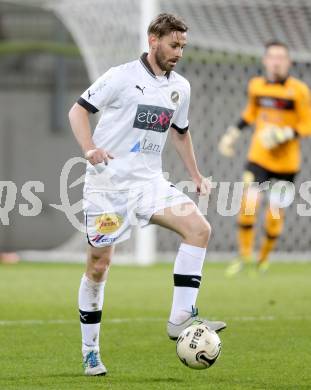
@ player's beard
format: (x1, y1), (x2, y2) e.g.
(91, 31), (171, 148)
(274, 72), (288, 82)
(154, 46), (178, 72)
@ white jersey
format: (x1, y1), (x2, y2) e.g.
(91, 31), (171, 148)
(78, 53), (190, 191)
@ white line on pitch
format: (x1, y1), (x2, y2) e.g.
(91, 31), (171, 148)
(0, 315), (310, 326)
(0, 318), (164, 326)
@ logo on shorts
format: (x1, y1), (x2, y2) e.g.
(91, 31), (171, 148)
(92, 234), (117, 244)
(95, 213), (123, 234)
(133, 104), (174, 132)
(171, 91), (179, 103)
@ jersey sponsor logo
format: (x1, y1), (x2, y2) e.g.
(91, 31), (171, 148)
(95, 213), (123, 234)
(133, 104), (174, 132)
(141, 137), (161, 153)
(130, 138), (162, 154)
(130, 141), (141, 152)
(256, 96), (295, 110)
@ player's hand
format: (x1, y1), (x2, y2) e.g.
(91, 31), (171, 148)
(84, 148), (114, 165)
(260, 125), (295, 149)
(193, 175), (212, 196)
(218, 126), (241, 157)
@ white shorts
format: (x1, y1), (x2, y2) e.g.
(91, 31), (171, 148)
(83, 178), (194, 247)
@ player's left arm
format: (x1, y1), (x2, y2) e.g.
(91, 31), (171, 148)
(294, 83), (311, 137)
(170, 129), (209, 194)
(170, 83), (209, 194)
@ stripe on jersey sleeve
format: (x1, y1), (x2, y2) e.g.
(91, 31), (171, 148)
(77, 97), (99, 113)
(171, 122), (189, 134)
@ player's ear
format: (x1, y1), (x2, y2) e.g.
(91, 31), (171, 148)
(148, 33), (158, 50)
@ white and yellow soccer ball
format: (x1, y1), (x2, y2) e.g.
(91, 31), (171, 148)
(176, 324), (221, 370)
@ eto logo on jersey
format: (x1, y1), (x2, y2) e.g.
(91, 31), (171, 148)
(133, 104), (174, 132)
(95, 213), (123, 234)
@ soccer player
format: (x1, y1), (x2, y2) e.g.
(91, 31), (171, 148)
(219, 41), (311, 275)
(69, 13), (226, 376)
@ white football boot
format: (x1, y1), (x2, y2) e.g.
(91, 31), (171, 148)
(83, 349), (107, 376)
(167, 307), (226, 341)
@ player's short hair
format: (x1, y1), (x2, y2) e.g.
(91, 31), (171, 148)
(264, 40), (289, 52)
(147, 13), (188, 38)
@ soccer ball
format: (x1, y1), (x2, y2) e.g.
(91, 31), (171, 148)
(176, 324), (221, 369)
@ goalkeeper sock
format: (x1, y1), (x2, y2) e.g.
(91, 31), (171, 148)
(79, 274), (105, 354)
(169, 243), (206, 325)
(238, 224), (255, 260)
(237, 190), (259, 261)
(258, 207), (284, 263)
(258, 236), (277, 264)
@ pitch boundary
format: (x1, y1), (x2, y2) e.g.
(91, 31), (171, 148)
(1, 315), (310, 326)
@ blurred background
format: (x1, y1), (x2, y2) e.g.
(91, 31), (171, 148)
(0, 0), (310, 263)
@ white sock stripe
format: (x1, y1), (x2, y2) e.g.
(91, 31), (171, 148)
(178, 248), (206, 261)
(174, 244), (206, 276)
(179, 243), (207, 259)
(79, 273), (105, 312)
(82, 273), (106, 287)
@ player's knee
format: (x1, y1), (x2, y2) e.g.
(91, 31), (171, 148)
(238, 211), (256, 226)
(93, 257), (111, 275)
(186, 220), (211, 246)
(88, 251), (112, 280)
(198, 221), (211, 244)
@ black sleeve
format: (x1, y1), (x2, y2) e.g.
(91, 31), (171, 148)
(293, 129), (300, 138)
(236, 118), (249, 130)
(171, 123), (189, 134)
(77, 97), (99, 114)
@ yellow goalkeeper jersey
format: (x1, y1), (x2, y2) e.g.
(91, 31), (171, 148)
(242, 76), (311, 173)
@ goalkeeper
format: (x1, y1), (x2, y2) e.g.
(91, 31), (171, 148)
(219, 41), (311, 274)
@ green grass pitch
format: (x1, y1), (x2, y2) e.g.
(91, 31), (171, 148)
(0, 261), (310, 390)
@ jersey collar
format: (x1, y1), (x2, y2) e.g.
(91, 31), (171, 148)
(264, 75), (289, 85)
(139, 52), (170, 79)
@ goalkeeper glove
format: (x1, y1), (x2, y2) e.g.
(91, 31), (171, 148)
(260, 126), (295, 149)
(218, 126), (241, 157)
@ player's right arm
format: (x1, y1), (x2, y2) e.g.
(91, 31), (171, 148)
(68, 68), (119, 165)
(68, 103), (113, 165)
(218, 79), (257, 157)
